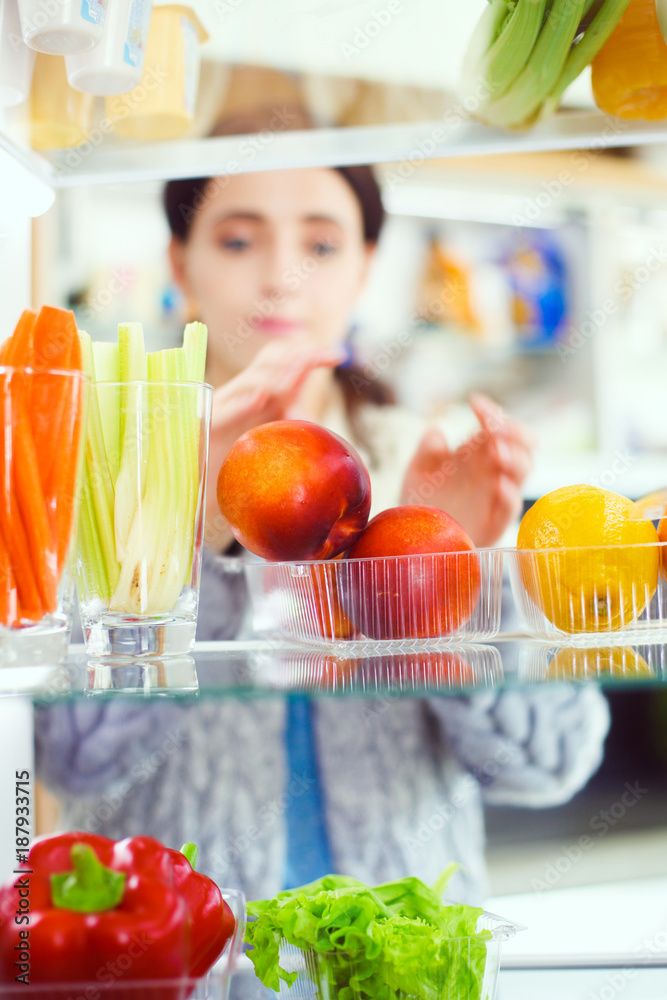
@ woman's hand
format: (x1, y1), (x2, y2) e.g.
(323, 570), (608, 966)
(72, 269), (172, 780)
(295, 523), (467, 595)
(205, 337), (346, 551)
(400, 394), (536, 547)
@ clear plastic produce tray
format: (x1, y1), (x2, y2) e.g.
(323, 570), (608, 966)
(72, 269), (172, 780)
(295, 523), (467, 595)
(506, 543), (667, 644)
(273, 908), (522, 999)
(0, 889), (246, 1000)
(0, 972), (232, 998)
(244, 549), (503, 650)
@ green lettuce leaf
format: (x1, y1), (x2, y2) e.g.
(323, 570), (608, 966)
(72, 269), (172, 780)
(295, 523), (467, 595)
(245, 869), (492, 998)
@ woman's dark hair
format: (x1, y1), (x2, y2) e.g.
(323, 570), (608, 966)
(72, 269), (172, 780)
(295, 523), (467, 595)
(164, 163), (385, 245)
(163, 120), (394, 461)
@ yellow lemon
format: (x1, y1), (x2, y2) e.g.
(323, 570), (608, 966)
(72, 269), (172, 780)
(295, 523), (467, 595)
(546, 646), (653, 681)
(517, 485), (659, 633)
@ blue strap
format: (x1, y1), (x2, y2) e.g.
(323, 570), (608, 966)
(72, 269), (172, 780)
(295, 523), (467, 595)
(283, 695), (333, 889)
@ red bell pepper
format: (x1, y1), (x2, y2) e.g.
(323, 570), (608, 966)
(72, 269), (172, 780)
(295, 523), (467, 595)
(168, 842), (237, 980)
(0, 833), (236, 998)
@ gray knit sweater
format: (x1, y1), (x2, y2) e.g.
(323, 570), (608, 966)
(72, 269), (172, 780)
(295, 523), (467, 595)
(36, 547), (611, 909)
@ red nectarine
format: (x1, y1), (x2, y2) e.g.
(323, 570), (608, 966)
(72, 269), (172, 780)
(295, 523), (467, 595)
(217, 420), (371, 561)
(343, 505), (482, 639)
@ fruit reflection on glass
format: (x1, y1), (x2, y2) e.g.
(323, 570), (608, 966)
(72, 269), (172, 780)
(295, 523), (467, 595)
(546, 646), (653, 681)
(517, 485), (660, 633)
(657, 517), (667, 577)
(300, 653), (362, 691)
(344, 505), (482, 640)
(217, 420), (371, 562)
(367, 651), (477, 688)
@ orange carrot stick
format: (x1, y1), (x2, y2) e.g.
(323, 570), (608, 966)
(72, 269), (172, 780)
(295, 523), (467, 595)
(4, 309), (37, 367)
(0, 374), (43, 619)
(12, 382), (58, 613)
(31, 306), (78, 494)
(0, 309), (81, 617)
(0, 522), (12, 627)
(44, 318), (85, 572)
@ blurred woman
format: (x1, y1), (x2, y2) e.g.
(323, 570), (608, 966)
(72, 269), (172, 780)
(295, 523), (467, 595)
(165, 159), (534, 560)
(36, 116), (609, 932)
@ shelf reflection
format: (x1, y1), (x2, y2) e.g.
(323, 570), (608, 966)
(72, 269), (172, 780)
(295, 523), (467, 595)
(15, 638), (667, 702)
(86, 656), (199, 696)
(250, 645), (504, 695)
(519, 645), (666, 684)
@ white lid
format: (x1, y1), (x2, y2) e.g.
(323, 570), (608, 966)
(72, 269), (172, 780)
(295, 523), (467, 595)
(0, 85), (27, 107)
(25, 27), (100, 54)
(66, 65), (140, 96)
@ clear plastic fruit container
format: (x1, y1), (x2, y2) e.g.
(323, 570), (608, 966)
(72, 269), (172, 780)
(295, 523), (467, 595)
(506, 542), (667, 644)
(271, 908), (522, 999)
(0, 888), (246, 999)
(0, 973), (231, 998)
(250, 644), (504, 694)
(244, 549), (503, 651)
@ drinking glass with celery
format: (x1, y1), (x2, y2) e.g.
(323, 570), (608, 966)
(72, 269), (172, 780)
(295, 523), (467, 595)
(77, 321), (212, 656)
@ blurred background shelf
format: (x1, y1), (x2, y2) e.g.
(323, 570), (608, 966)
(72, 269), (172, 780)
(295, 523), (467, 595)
(5, 111), (667, 188)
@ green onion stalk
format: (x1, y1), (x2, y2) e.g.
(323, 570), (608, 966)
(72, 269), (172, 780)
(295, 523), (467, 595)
(461, 0), (633, 129)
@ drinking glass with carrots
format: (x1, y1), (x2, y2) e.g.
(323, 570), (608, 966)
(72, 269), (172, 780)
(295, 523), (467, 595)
(0, 306), (87, 666)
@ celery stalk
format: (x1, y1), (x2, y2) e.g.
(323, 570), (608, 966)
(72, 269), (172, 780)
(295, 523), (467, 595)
(658, 0), (667, 43)
(78, 466), (110, 601)
(110, 346), (158, 615)
(465, 0), (548, 109)
(114, 323), (147, 564)
(461, 0), (512, 101)
(540, 0), (633, 119)
(480, 0), (587, 128)
(182, 322), (207, 584)
(91, 341), (120, 484)
(183, 322), (208, 384)
(145, 350), (179, 611)
(147, 349), (192, 612)
(464, 0), (629, 127)
(106, 325), (208, 616)
(77, 332), (119, 601)
(110, 349), (193, 614)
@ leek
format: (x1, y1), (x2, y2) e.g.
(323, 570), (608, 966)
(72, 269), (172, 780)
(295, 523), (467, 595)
(463, 0), (633, 129)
